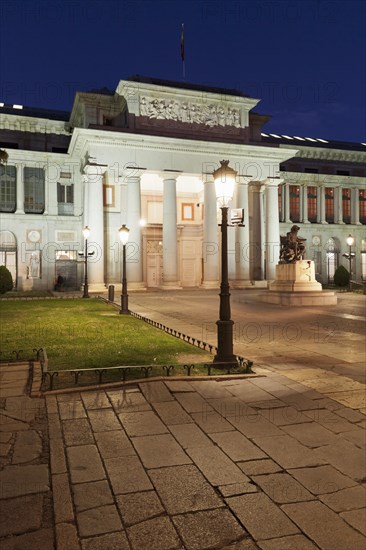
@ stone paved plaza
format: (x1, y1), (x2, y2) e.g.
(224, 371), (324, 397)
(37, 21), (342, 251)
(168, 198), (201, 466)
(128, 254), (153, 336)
(0, 290), (365, 549)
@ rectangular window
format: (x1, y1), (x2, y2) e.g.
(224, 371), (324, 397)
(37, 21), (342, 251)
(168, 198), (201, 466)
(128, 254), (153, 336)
(24, 167), (45, 214)
(57, 182), (74, 215)
(103, 185), (115, 207)
(342, 188), (351, 224)
(307, 186), (317, 223)
(360, 190), (366, 224)
(325, 187), (334, 223)
(0, 165), (16, 212)
(289, 185), (300, 222)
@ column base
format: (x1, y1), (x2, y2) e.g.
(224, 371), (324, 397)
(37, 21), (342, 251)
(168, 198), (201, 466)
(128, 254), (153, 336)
(161, 282), (182, 290)
(252, 280), (268, 288)
(230, 280), (253, 289)
(201, 280), (220, 289)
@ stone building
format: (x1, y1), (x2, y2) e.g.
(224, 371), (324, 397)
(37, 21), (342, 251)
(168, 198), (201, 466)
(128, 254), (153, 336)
(0, 76), (365, 291)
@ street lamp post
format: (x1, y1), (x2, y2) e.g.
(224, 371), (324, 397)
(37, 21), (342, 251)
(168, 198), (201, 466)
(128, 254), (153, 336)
(213, 160), (238, 367)
(118, 224), (130, 314)
(346, 234), (354, 290)
(82, 226), (90, 298)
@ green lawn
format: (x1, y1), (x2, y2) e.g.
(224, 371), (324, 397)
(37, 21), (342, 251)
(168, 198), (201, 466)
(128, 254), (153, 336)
(0, 298), (210, 371)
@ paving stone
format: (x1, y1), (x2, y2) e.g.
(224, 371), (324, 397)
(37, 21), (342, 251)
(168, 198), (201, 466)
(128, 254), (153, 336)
(0, 464), (49, 498)
(0, 412), (29, 431)
(289, 465), (356, 495)
(252, 435), (325, 469)
(260, 406), (314, 426)
(81, 532), (130, 550)
(127, 515), (180, 550)
(340, 508), (366, 536)
(81, 391), (111, 409)
(87, 408), (121, 432)
(50, 437), (67, 474)
(303, 408), (357, 433)
(281, 422), (339, 448)
(45, 395), (58, 415)
(5, 396), (44, 422)
(153, 400), (193, 425)
(169, 423), (212, 448)
(222, 540), (260, 550)
(12, 429), (42, 464)
(104, 455), (153, 494)
(252, 473), (314, 504)
(175, 392), (213, 413)
(274, 392), (320, 412)
(190, 380), (235, 399)
(173, 508), (246, 549)
(334, 407), (366, 423)
(94, 429), (135, 459)
(191, 409), (235, 433)
(57, 393), (82, 403)
(227, 493), (299, 540)
(118, 410), (168, 437)
(77, 504), (122, 537)
(132, 433), (191, 469)
(108, 389), (152, 412)
(186, 444), (249, 486)
(52, 473), (74, 523)
(208, 397), (254, 419)
(58, 400), (87, 420)
(219, 482), (258, 497)
(62, 418), (94, 446)
(340, 427), (366, 448)
(282, 500), (366, 549)
(0, 528), (55, 550)
(238, 459), (282, 476)
(320, 485), (366, 512)
(314, 439), (366, 481)
(149, 464), (223, 514)
(139, 381), (174, 402)
(0, 494), (43, 536)
(56, 522), (80, 550)
(165, 380), (194, 392)
(67, 445), (105, 484)
(73, 479), (114, 511)
(326, 389), (366, 410)
(0, 441), (11, 456)
(48, 413), (62, 440)
(210, 431), (266, 461)
(257, 534), (318, 549)
(229, 412), (284, 439)
(0, 432), (12, 443)
(116, 490), (164, 526)
(227, 383), (275, 403)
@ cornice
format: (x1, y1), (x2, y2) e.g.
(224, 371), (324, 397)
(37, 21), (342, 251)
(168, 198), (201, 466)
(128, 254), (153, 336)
(280, 144), (366, 163)
(0, 114), (70, 135)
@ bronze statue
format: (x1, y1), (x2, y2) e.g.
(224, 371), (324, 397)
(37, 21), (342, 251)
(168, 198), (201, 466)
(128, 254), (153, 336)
(279, 225), (306, 263)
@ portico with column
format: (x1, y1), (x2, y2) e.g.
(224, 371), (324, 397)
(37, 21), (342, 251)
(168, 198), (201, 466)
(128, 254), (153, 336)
(161, 172), (181, 288)
(83, 162), (107, 291)
(125, 169), (145, 288)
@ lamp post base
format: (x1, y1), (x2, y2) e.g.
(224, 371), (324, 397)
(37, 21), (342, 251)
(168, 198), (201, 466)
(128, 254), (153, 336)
(119, 294), (129, 315)
(213, 319), (237, 366)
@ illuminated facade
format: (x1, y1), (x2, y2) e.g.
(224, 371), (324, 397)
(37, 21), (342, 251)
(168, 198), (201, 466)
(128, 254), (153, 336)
(0, 77), (365, 291)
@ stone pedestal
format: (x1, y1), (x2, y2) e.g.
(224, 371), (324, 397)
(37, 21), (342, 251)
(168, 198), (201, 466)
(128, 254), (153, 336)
(260, 261), (337, 306)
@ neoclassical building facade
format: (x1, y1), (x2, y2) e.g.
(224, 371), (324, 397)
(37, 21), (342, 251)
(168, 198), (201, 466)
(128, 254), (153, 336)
(0, 76), (365, 291)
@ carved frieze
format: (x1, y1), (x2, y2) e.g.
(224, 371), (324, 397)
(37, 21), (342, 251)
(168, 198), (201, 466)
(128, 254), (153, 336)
(139, 96), (241, 128)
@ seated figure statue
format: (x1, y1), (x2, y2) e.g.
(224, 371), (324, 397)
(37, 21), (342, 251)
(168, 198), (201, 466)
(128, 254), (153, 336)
(279, 225), (306, 263)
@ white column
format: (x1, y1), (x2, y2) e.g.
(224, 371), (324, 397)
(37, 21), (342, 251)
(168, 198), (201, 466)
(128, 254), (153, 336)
(126, 172), (144, 286)
(284, 183), (291, 223)
(202, 175), (219, 287)
(302, 184), (310, 223)
(235, 177), (250, 284)
(250, 182), (265, 281)
(318, 186), (327, 224)
(162, 176), (180, 287)
(351, 187), (361, 225)
(228, 186), (236, 280)
(265, 178), (281, 281)
(334, 187), (344, 224)
(83, 163), (107, 290)
(46, 168), (58, 216)
(15, 163), (24, 214)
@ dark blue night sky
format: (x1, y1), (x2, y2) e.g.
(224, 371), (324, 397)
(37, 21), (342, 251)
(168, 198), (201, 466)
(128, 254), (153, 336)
(0, 0), (365, 142)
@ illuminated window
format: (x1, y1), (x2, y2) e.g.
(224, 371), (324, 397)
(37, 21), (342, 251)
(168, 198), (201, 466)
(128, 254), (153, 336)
(325, 188), (334, 223)
(289, 185), (300, 222)
(0, 165), (16, 212)
(57, 183), (74, 215)
(24, 167), (45, 214)
(342, 189), (351, 224)
(307, 186), (317, 223)
(360, 190), (366, 224)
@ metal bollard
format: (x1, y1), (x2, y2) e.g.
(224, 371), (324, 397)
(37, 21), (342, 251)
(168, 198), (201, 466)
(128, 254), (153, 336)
(108, 285), (115, 301)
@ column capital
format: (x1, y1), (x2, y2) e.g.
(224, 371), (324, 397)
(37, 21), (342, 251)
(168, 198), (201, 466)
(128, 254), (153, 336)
(122, 167), (145, 181)
(250, 180), (265, 192)
(83, 163), (108, 180)
(265, 177), (284, 187)
(160, 170), (182, 181)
